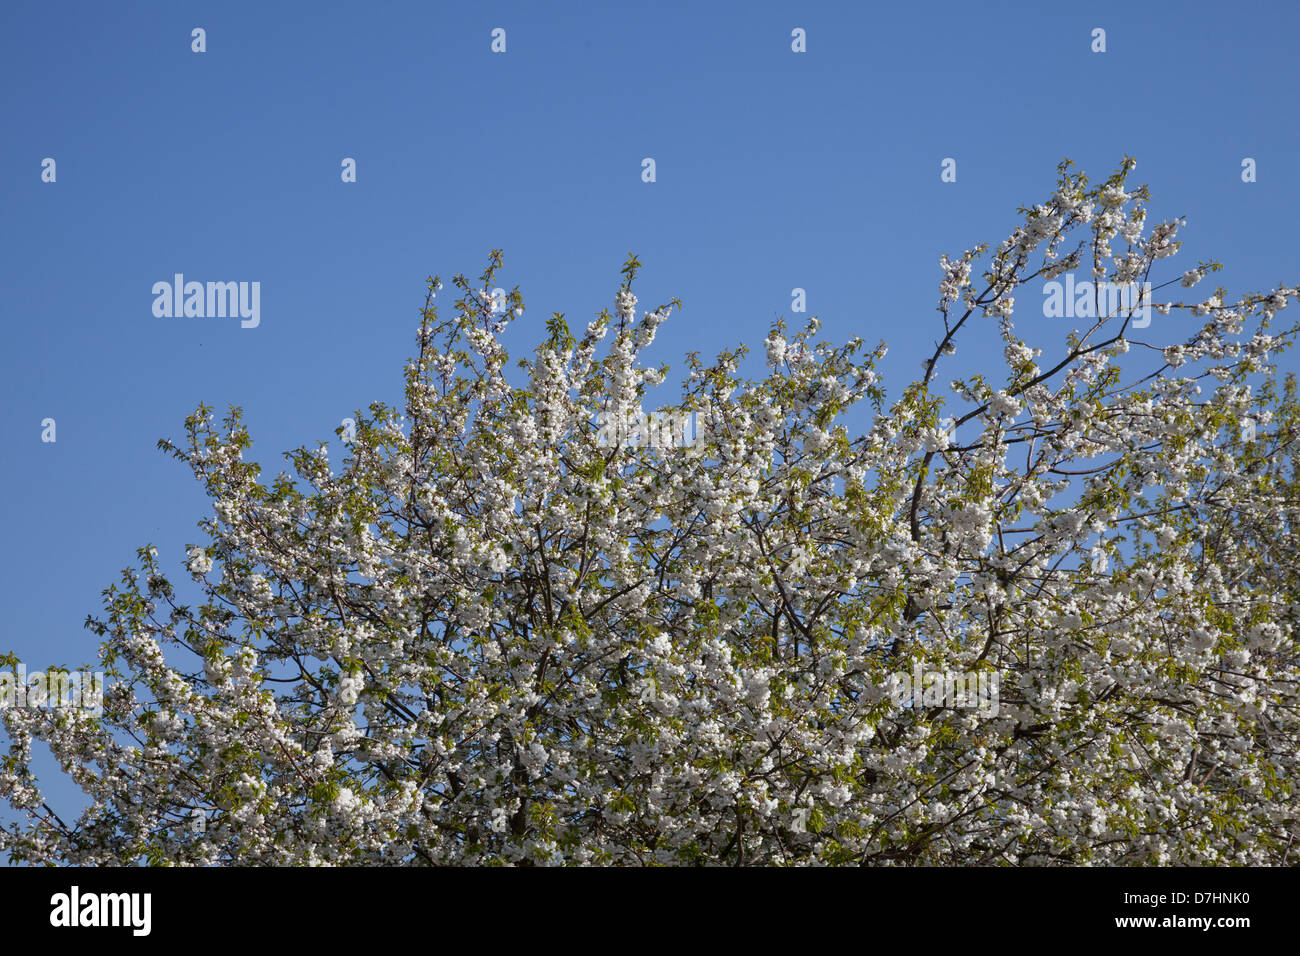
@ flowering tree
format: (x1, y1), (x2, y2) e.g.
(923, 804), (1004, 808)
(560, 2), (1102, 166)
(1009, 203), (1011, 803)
(4, 159), (1298, 865)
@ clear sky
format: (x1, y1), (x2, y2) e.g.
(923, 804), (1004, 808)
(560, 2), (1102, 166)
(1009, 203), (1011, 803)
(2, 0), (1298, 824)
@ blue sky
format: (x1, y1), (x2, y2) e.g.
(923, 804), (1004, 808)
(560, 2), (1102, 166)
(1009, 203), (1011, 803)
(2, 0), (1298, 823)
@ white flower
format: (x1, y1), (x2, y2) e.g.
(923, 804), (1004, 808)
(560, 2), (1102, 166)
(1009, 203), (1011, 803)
(616, 290), (637, 320)
(187, 547), (212, 576)
(338, 673), (363, 707)
(765, 333), (787, 368)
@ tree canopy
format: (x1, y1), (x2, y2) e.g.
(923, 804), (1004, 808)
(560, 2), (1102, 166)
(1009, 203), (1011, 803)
(4, 159), (1299, 865)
